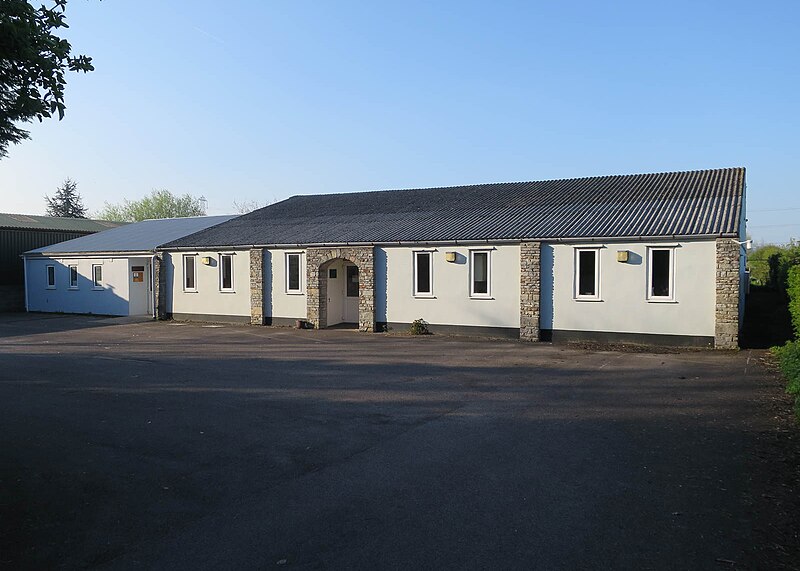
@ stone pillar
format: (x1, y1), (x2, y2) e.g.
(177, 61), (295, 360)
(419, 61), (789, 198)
(250, 248), (264, 325)
(153, 253), (168, 320)
(520, 241), (541, 341)
(306, 255), (325, 329)
(715, 239), (741, 349)
(358, 253), (375, 333)
(306, 247), (375, 332)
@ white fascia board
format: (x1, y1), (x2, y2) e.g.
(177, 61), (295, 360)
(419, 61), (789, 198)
(157, 232), (734, 252)
(22, 250), (154, 259)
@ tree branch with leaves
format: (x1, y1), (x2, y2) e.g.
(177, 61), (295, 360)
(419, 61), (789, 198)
(0, 0), (94, 158)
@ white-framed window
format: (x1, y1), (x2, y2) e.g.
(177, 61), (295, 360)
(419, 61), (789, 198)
(574, 248), (601, 300)
(647, 247), (676, 301)
(92, 264), (103, 289)
(286, 252), (303, 293)
(46, 264), (55, 289)
(68, 265), (79, 289)
(413, 251), (433, 297)
(183, 255), (196, 291)
(219, 254), (234, 291)
(470, 250), (491, 298)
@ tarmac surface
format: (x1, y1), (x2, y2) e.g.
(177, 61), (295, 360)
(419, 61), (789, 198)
(0, 313), (796, 570)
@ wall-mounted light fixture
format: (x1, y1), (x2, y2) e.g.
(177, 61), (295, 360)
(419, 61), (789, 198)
(445, 252), (457, 263)
(201, 256), (212, 265)
(616, 250), (629, 263)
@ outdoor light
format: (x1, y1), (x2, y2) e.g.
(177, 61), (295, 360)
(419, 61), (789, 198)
(445, 252), (457, 262)
(201, 256), (212, 265)
(616, 250), (629, 263)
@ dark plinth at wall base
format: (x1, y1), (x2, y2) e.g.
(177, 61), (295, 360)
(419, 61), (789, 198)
(171, 313), (251, 325)
(540, 329), (715, 348)
(379, 322), (520, 340)
(264, 316), (305, 327)
(173, 315), (314, 328)
(168, 316), (713, 347)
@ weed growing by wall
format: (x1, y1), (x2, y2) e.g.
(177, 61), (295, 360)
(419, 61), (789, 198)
(410, 318), (430, 335)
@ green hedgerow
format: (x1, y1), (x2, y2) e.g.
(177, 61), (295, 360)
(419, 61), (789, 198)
(771, 340), (800, 420)
(788, 265), (800, 339)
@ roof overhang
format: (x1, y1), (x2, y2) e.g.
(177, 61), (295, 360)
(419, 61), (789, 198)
(21, 250), (155, 259)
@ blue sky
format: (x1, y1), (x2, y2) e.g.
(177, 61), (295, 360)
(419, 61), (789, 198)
(1, 0), (798, 243)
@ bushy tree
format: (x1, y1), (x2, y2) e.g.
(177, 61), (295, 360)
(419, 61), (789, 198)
(0, 0), (94, 158)
(748, 244), (783, 286)
(96, 189), (206, 222)
(45, 177), (86, 217)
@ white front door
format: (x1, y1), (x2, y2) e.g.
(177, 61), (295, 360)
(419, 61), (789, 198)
(343, 264), (359, 323)
(128, 258), (149, 315)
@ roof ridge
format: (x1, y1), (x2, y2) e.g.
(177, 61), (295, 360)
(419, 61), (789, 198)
(282, 166), (745, 200)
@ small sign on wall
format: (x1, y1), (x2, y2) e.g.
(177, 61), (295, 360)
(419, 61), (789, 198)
(132, 266), (144, 283)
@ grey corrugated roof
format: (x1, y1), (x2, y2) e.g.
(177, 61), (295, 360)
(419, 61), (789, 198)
(26, 216), (236, 255)
(163, 168), (745, 248)
(0, 213), (125, 232)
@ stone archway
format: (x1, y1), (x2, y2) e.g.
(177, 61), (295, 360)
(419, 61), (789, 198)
(306, 247), (374, 332)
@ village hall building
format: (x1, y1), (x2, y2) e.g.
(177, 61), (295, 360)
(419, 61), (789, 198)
(152, 167), (747, 349)
(23, 216), (234, 317)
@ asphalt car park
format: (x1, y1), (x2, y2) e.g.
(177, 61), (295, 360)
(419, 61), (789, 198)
(0, 314), (796, 569)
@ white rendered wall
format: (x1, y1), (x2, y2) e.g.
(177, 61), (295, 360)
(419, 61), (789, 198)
(245, 245), (521, 328)
(166, 251), (250, 317)
(540, 240), (716, 337)
(26, 256), (131, 316)
(380, 244), (521, 328)
(266, 249), (307, 320)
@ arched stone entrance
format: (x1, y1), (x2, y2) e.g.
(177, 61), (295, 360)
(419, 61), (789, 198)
(306, 247), (374, 332)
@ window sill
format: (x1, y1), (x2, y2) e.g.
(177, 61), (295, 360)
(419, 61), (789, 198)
(647, 298), (678, 304)
(470, 296), (494, 300)
(574, 297), (603, 302)
(183, 289), (198, 294)
(92, 287), (104, 291)
(68, 287), (79, 291)
(46, 286), (56, 290)
(286, 291), (305, 296)
(219, 290), (236, 294)
(414, 294), (436, 299)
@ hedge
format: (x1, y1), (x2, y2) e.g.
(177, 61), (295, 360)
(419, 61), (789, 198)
(768, 245), (800, 292)
(771, 262), (800, 420)
(789, 264), (800, 339)
(771, 341), (800, 420)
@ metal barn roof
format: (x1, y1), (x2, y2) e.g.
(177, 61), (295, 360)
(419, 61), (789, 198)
(0, 213), (124, 233)
(162, 168), (745, 249)
(26, 215), (236, 255)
